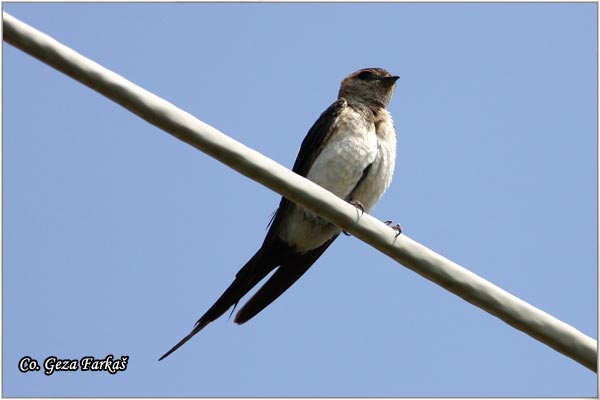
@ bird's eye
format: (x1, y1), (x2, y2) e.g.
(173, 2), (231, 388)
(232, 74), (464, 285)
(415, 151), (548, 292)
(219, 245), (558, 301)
(357, 71), (373, 80)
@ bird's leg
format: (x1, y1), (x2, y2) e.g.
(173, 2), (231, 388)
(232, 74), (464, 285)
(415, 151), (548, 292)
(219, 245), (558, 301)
(343, 200), (365, 236)
(384, 220), (402, 238)
(348, 200), (365, 216)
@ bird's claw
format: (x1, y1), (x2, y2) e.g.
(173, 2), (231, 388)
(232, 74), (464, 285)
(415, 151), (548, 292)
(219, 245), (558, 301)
(343, 200), (365, 236)
(348, 200), (365, 216)
(384, 220), (402, 238)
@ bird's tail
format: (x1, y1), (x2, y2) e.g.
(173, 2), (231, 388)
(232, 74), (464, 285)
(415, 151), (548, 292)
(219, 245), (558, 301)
(159, 240), (290, 361)
(234, 235), (337, 324)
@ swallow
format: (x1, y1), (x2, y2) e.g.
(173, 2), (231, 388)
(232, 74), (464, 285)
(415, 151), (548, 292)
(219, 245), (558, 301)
(160, 67), (399, 360)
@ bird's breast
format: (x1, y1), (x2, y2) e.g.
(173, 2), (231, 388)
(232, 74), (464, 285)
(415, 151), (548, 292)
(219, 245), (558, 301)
(348, 111), (396, 212)
(306, 117), (378, 200)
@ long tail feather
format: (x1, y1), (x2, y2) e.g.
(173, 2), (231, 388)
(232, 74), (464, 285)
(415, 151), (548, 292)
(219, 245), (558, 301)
(234, 236), (337, 324)
(159, 240), (291, 360)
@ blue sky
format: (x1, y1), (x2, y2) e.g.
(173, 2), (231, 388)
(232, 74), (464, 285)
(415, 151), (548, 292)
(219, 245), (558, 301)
(3, 2), (597, 397)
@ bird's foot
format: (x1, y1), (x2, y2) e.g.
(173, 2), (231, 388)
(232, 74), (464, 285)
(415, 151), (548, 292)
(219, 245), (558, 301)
(384, 220), (402, 238)
(348, 200), (365, 216)
(343, 200), (365, 236)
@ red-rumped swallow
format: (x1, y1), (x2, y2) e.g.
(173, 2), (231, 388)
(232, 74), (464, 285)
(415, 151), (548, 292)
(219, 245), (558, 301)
(160, 68), (399, 360)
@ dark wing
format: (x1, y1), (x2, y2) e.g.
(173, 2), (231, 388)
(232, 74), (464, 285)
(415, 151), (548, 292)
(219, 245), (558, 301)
(263, 98), (347, 244)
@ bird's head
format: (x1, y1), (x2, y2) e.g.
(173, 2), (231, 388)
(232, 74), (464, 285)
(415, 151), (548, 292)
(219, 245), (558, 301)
(338, 68), (399, 108)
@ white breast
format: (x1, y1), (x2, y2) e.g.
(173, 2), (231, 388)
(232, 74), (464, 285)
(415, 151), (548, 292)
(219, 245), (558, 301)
(306, 111), (378, 200)
(349, 110), (396, 212)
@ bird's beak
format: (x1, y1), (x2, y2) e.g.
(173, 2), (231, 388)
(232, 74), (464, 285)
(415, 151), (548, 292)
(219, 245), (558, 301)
(383, 75), (400, 83)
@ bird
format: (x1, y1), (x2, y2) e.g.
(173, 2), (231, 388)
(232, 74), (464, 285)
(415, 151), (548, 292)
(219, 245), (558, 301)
(159, 67), (399, 361)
